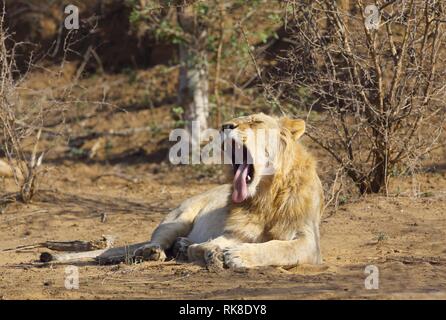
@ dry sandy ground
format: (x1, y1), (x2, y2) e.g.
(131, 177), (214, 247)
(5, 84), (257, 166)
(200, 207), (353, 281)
(0, 68), (445, 299)
(0, 160), (445, 300)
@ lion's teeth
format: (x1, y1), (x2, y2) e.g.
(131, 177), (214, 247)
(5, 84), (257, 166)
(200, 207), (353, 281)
(247, 175), (252, 181)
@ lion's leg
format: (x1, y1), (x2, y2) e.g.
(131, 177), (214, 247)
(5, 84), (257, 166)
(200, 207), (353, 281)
(223, 229), (321, 269)
(135, 185), (231, 261)
(134, 209), (195, 261)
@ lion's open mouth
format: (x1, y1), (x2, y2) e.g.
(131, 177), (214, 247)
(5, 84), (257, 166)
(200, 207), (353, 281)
(227, 140), (254, 203)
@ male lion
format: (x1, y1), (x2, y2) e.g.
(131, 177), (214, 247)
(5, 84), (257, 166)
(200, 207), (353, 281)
(135, 113), (324, 269)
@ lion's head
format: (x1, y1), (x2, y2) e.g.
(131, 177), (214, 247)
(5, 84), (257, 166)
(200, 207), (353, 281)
(221, 113), (306, 203)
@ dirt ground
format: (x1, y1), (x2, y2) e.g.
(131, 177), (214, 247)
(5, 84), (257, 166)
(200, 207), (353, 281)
(0, 70), (445, 300)
(1, 158), (445, 299)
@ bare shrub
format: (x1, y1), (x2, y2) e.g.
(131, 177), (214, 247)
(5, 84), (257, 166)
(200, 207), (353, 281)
(0, 6), (78, 203)
(272, 0), (446, 194)
(0, 10), (42, 202)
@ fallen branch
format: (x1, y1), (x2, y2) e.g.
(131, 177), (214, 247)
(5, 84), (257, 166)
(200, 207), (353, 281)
(39, 241), (149, 265)
(3, 236), (115, 253)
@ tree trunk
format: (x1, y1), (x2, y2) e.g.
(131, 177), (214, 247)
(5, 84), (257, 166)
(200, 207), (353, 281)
(178, 44), (209, 133)
(370, 152), (387, 194)
(177, 5), (209, 143)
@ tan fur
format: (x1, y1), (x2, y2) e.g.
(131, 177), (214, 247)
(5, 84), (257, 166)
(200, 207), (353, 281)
(135, 113), (324, 269)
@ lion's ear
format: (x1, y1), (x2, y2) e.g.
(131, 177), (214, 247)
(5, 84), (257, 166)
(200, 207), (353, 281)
(280, 118), (306, 140)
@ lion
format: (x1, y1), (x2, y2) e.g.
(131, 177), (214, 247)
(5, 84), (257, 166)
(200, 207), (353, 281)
(134, 113), (324, 269)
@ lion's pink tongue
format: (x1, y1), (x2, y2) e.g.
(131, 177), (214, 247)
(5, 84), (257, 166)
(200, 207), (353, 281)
(232, 163), (249, 203)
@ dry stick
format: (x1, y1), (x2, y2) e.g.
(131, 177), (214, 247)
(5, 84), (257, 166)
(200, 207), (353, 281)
(74, 45), (92, 82)
(20, 128), (42, 203)
(323, 166), (344, 214)
(357, 0), (385, 111)
(39, 241), (150, 264)
(3, 237), (114, 253)
(90, 48), (104, 74)
(106, 274), (190, 286)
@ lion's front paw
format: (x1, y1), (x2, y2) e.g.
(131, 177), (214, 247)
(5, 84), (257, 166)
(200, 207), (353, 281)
(187, 244), (225, 270)
(223, 245), (256, 269)
(204, 247), (225, 271)
(134, 243), (166, 262)
(172, 237), (193, 261)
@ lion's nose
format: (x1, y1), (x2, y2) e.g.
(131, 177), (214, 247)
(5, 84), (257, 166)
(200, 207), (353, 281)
(221, 123), (237, 131)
